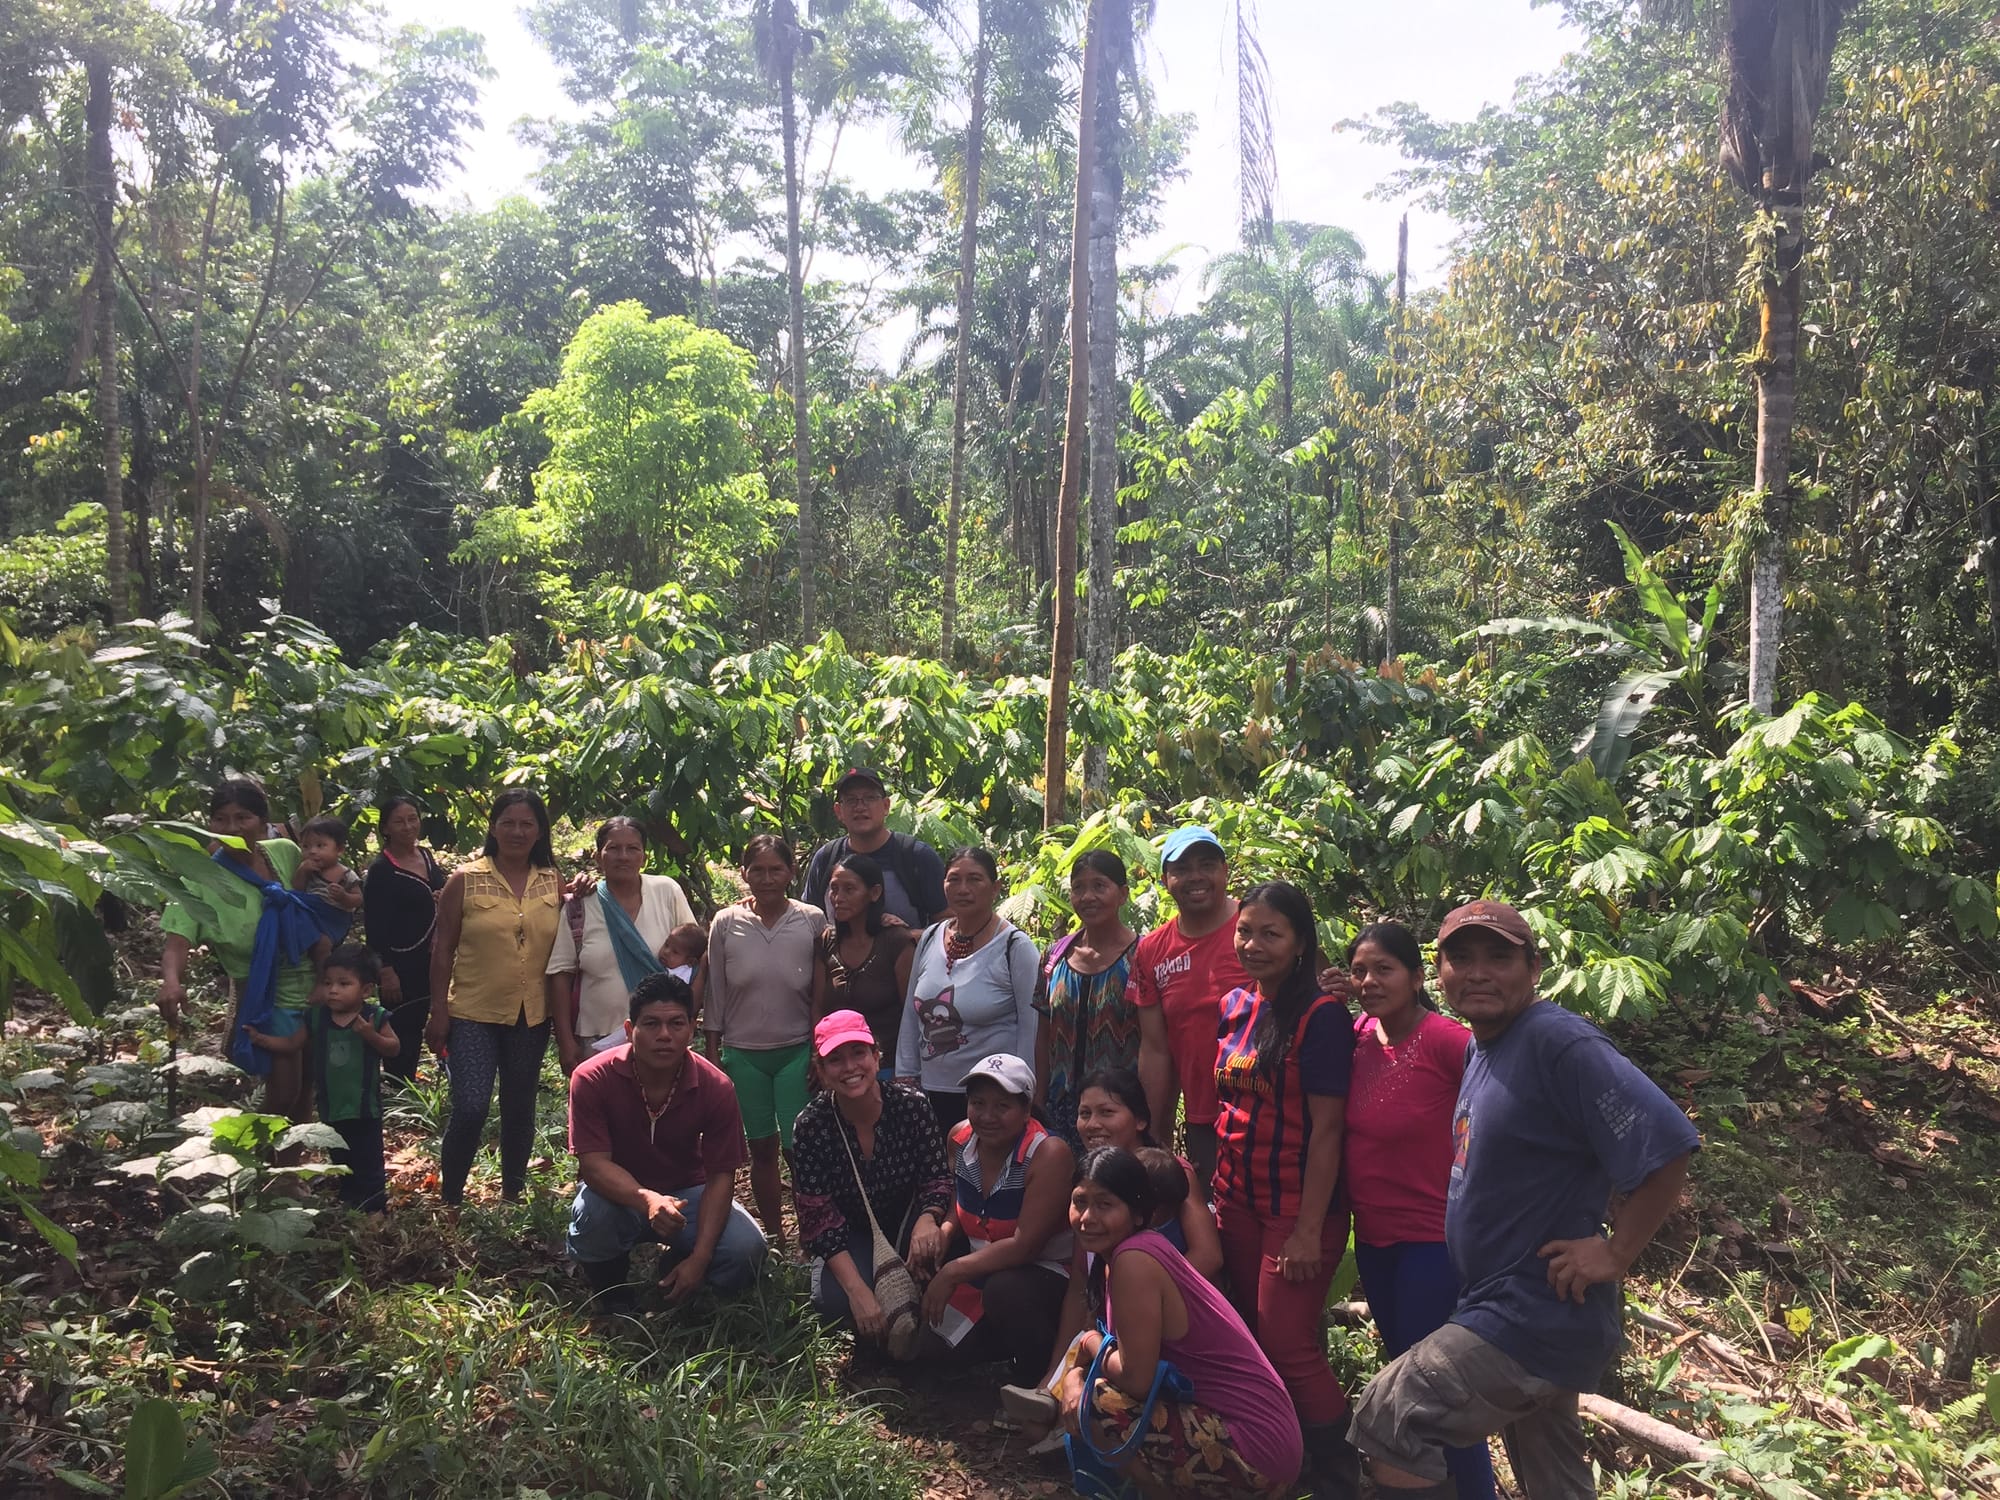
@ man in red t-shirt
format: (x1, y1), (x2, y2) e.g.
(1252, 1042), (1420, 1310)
(566, 973), (769, 1311)
(1133, 825), (1250, 1193)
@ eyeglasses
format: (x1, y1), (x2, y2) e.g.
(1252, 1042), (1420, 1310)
(837, 792), (885, 807)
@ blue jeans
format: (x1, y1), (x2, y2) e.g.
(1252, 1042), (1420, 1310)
(566, 1181), (769, 1293)
(809, 1222), (880, 1323)
(1355, 1240), (1499, 1500)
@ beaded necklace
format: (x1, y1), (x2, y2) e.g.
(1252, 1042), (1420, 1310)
(943, 914), (997, 975)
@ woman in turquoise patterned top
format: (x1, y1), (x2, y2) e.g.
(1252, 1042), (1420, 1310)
(1033, 850), (1139, 1151)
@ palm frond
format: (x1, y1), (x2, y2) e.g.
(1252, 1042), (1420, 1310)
(1233, 0), (1277, 245)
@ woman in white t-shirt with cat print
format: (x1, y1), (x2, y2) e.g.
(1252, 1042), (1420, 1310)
(895, 847), (1041, 1135)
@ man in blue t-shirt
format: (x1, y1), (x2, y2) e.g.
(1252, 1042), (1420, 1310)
(1351, 900), (1699, 1500)
(800, 767), (946, 929)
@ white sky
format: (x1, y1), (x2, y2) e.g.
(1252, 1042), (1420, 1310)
(386, 0), (1577, 341)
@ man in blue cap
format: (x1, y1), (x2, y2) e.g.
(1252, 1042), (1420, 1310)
(1133, 824), (1249, 1194)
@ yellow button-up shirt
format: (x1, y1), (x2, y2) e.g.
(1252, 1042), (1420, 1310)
(446, 856), (563, 1026)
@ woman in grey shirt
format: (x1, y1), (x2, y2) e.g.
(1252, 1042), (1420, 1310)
(894, 847), (1041, 1135)
(697, 833), (828, 1254)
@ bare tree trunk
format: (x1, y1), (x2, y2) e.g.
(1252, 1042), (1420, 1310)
(1081, 19), (1121, 802)
(1382, 214), (1408, 665)
(1044, 0), (1101, 831)
(1975, 423), (2000, 671)
(1034, 270), (1060, 595)
(939, 2), (989, 662)
(131, 392), (156, 614)
(1747, 193), (1802, 715)
(779, 8), (816, 638)
(86, 57), (125, 624)
(1279, 299), (1294, 434)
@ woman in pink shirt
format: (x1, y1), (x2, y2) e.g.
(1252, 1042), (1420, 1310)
(1059, 1145), (1302, 1497)
(1337, 921), (1496, 1500)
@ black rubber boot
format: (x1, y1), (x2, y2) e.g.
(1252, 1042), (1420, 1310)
(1356, 1451), (1457, 1500)
(1301, 1415), (1364, 1500)
(579, 1253), (635, 1314)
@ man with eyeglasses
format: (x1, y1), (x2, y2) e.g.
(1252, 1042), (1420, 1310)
(800, 767), (947, 929)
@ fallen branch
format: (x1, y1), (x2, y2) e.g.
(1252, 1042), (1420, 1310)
(1576, 1393), (1758, 1492)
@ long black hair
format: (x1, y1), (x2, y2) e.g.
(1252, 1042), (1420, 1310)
(482, 788), (556, 868)
(1240, 880), (1321, 1076)
(210, 777), (270, 822)
(1076, 1067), (1158, 1148)
(1075, 1145), (1157, 1323)
(377, 794), (424, 847)
(1347, 920), (1434, 1011)
(830, 851), (888, 938)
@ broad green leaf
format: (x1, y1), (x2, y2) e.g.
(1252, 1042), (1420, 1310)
(122, 1399), (186, 1500)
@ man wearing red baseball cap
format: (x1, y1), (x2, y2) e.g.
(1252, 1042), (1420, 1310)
(1350, 899), (1700, 1500)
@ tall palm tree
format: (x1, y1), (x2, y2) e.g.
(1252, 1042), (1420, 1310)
(1714, 0), (1853, 712)
(939, 0), (988, 662)
(1080, 0), (1135, 798)
(1043, 0), (1103, 829)
(1202, 220), (1372, 437)
(753, 0), (817, 636)
(86, 54), (125, 622)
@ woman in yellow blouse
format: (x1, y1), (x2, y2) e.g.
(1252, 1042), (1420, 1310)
(427, 789), (564, 1205)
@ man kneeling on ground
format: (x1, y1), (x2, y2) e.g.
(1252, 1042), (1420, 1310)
(1350, 900), (1700, 1500)
(567, 972), (769, 1309)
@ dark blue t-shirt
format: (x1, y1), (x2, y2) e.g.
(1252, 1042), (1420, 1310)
(1446, 999), (1699, 1389)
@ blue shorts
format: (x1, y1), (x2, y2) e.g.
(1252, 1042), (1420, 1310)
(263, 1006), (307, 1039)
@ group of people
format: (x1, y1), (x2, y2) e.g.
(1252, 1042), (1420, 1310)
(155, 766), (1701, 1500)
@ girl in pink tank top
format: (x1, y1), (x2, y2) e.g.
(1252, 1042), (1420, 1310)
(1058, 1145), (1303, 1497)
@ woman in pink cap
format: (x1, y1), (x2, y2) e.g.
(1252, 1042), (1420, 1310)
(790, 1009), (953, 1341)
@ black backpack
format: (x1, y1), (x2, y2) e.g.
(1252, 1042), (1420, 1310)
(804, 832), (942, 921)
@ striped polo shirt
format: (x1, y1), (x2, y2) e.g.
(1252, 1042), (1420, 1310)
(949, 1117), (1074, 1275)
(1212, 986), (1356, 1218)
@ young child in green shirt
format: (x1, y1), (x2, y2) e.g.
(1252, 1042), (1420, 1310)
(246, 944), (400, 1213)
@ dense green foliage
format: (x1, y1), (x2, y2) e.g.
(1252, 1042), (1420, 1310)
(5, 0), (2000, 1492)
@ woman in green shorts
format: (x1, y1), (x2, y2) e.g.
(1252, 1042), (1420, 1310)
(697, 834), (828, 1255)
(156, 777), (326, 1125)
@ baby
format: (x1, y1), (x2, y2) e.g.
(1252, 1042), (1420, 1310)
(294, 815), (364, 914)
(659, 921), (707, 983)
(1136, 1146), (1191, 1233)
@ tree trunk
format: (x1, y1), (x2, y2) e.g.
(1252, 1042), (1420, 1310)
(1043, 0), (1101, 831)
(1382, 214), (1408, 665)
(1976, 424), (2000, 672)
(779, 9), (815, 639)
(1081, 19), (1121, 802)
(1747, 194), (1803, 715)
(86, 57), (125, 624)
(939, 3), (989, 663)
(1279, 299), (1294, 435)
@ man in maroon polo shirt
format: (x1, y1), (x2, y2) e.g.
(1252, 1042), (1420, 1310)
(566, 972), (769, 1309)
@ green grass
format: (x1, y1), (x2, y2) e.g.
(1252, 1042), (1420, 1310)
(7, 973), (2000, 1498)
(0, 989), (920, 1500)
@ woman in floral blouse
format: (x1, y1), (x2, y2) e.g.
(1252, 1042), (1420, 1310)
(793, 1010), (952, 1343)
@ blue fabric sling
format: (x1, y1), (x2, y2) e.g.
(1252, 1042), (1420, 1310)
(596, 880), (665, 995)
(1065, 1323), (1197, 1500)
(215, 849), (348, 1076)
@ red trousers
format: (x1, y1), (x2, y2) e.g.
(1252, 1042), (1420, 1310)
(1216, 1198), (1352, 1426)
